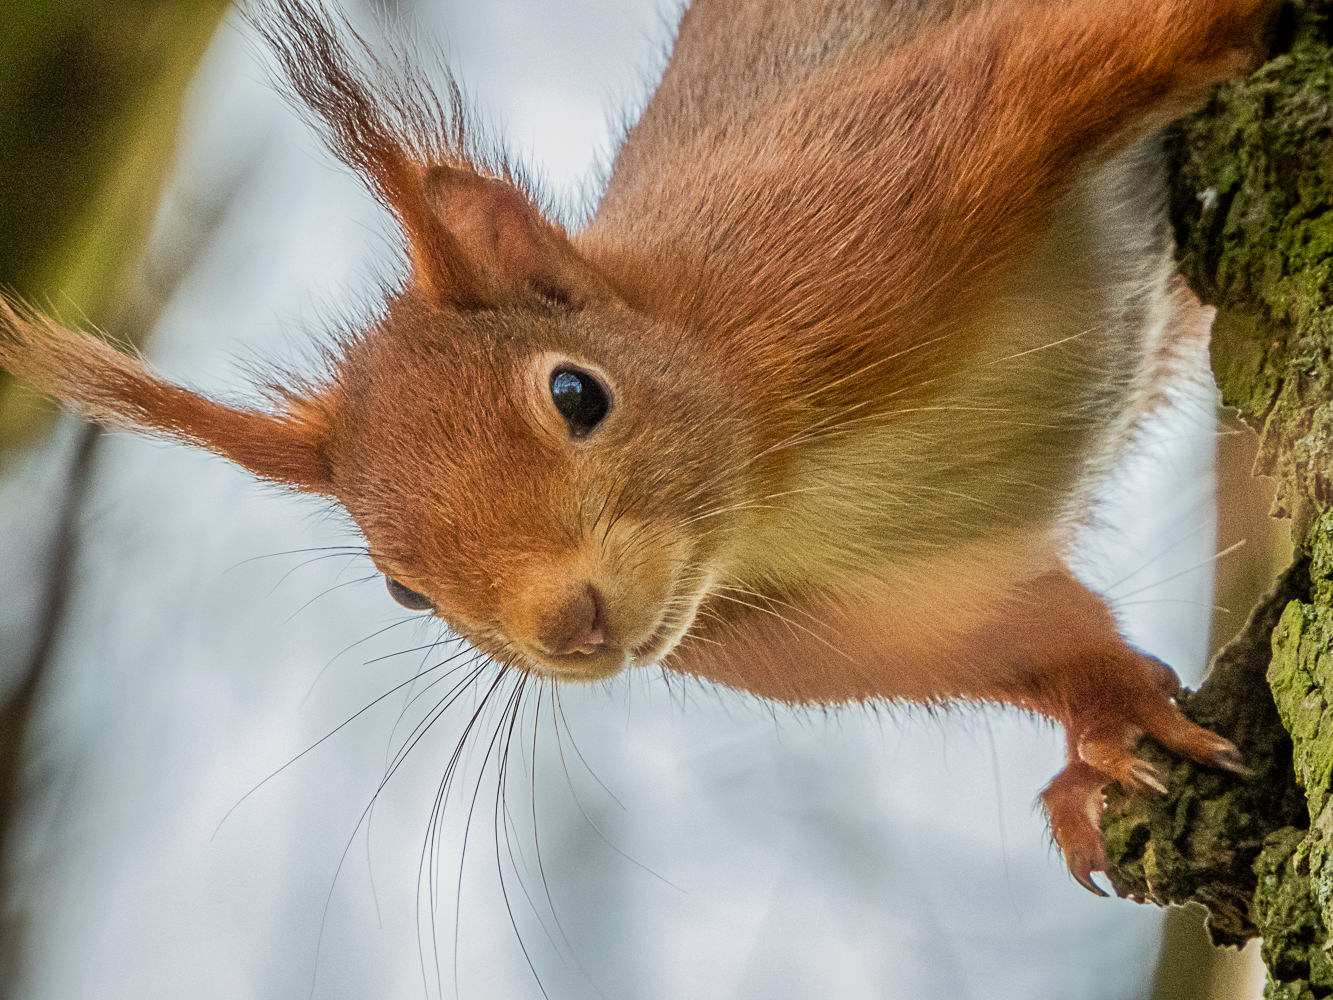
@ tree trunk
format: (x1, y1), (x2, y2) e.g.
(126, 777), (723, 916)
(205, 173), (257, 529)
(1102, 2), (1333, 996)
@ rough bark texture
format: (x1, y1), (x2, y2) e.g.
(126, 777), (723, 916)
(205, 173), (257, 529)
(1102, 2), (1333, 996)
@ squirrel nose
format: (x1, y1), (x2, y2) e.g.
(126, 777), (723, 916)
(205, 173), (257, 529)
(539, 584), (606, 656)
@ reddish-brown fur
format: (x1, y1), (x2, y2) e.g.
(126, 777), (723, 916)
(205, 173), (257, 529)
(0, 0), (1277, 892)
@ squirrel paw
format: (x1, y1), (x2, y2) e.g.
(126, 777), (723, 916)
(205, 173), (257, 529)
(1041, 758), (1111, 896)
(1041, 650), (1247, 893)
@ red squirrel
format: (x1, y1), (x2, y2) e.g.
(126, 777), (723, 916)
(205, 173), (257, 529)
(0, 0), (1276, 893)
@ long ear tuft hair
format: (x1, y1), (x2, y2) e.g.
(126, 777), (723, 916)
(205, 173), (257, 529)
(248, 0), (555, 308)
(0, 296), (334, 493)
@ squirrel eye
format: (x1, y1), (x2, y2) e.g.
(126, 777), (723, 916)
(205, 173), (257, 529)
(385, 576), (433, 611)
(550, 366), (610, 437)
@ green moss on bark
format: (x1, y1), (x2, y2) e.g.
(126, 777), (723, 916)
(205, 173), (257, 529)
(1266, 520), (1333, 979)
(1173, 0), (1333, 532)
(1103, 561), (1310, 944)
(1102, 1), (1333, 993)
(1254, 827), (1333, 999)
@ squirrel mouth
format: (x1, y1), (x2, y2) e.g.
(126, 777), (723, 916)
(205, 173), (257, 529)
(521, 618), (681, 681)
(533, 647), (629, 682)
(630, 623), (676, 665)
(521, 622), (676, 681)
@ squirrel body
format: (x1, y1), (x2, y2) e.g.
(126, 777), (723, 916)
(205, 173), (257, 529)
(0, 0), (1276, 890)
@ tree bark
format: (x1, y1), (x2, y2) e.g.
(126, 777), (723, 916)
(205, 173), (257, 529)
(1102, 2), (1333, 996)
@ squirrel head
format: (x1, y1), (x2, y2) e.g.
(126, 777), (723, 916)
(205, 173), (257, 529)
(0, 0), (760, 681)
(318, 261), (755, 680)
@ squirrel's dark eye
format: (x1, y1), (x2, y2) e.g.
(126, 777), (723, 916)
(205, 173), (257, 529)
(385, 577), (433, 611)
(550, 366), (610, 437)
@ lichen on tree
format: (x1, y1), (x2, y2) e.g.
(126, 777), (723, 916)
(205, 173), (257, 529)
(1101, 2), (1333, 995)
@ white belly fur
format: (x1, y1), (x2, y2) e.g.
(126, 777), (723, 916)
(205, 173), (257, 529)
(730, 137), (1186, 619)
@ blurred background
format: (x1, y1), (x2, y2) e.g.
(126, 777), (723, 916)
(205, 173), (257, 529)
(0, 2), (1291, 997)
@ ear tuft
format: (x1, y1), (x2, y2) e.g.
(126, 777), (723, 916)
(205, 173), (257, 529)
(250, 1), (609, 311)
(252, 0), (486, 306)
(0, 296), (335, 493)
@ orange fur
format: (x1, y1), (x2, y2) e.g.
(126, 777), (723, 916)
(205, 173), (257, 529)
(0, 0), (1277, 890)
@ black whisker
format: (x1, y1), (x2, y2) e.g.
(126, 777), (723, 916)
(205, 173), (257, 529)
(303, 615), (434, 703)
(438, 667), (520, 998)
(492, 675), (567, 1000)
(265, 551), (366, 599)
(315, 656), (497, 1000)
(283, 573), (381, 623)
(550, 688), (681, 892)
(222, 544), (369, 575)
(215, 646), (478, 839)
(551, 687), (625, 812)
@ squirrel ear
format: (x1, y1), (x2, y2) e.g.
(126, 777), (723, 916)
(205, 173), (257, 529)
(0, 300), (335, 494)
(421, 166), (607, 308)
(255, 1), (606, 311)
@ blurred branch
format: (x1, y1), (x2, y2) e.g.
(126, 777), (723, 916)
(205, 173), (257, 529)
(0, 0), (231, 451)
(0, 422), (99, 992)
(0, 0), (232, 990)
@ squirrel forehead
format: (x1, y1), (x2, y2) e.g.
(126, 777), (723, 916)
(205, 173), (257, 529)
(325, 309), (673, 444)
(324, 319), (751, 556)
(341, 300), (614, 393)
(332, 295), (749, 434)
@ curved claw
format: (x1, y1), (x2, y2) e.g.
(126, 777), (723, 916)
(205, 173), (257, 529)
(1031, 611), (1253, 892)
(1209, 743), (1252, 776)
(1042, 758), (1111, 893)
(1072, 868), (1110, 897)
(1129, 759), (1168, 795)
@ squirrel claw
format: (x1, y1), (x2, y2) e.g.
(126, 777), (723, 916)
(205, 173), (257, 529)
(1072, 868), (1110, 898)
(1043, 646), (1250, 895)
(1128, 759), (1168, 795)
(1208, 744), (1252, 776)
(1041, 758), (1112, 893)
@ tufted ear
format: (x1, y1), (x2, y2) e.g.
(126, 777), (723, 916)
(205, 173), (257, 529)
(0, 299), (334, 493)
(257, 0), (606, 311)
